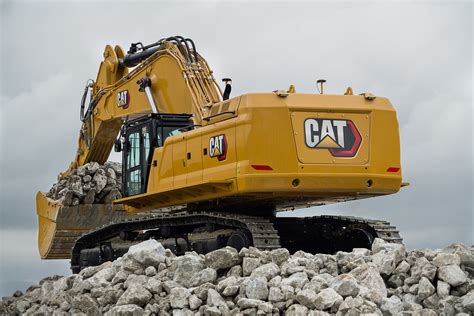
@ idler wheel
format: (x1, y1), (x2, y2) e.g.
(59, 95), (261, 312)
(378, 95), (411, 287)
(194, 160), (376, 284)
(338, 225), (375, 252)
(227, 231), (251, 251)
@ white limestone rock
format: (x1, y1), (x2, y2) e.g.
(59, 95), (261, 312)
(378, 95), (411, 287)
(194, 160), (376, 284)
(71, 294), (100, 314)
(438, 264), (468, 287)
(189, 267), (217, 287)
(116, 284), (152, 307)
(169, 287), (190, 309)
(411, 257), (437, 282)
(280, 272), (309, 289)
(126, 239), (166, 267)
(237, 297), (263, 309)
(92, 169), (108, 193)
(242, 257), (261, 277)
(188, 294), (203, 310)
(433, 253), (461, 267)
(172, 254), (206, 288)
(372, 238), (406, 263)
(123, 274), (147, 289)
(418, 277), (436, 300)
(295, 289), (318, 309)
(245, 277), (268, 300)
(268, 286), (284, 302)
(330, 274), (360, 298)
(206, 288), (226, 308)
(270, 248), (290, 265)
(380, 295), (404, 315)
(205, 247), (241, 270)
(437, 280), (450, 298)
(222, 285), (239, 296)
(313, 288), (343, 311)
(250, 262), (280, 280)
(105, 304), (144, 316)
(461, 291), (474, 312)
(349, 263), (387, 298)
(216, 276), (239, 293)
(393, 260), (411, 274)
(285, 304), (309, 315)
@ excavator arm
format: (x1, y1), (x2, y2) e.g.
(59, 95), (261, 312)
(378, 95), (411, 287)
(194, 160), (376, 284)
(38, 37), (224, 259)
(67, 38), (222, 175)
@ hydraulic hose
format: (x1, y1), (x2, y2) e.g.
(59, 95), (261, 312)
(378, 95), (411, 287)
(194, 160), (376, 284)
(185, 38), (198, 63)
(174, 36), (192, 63)
(80, 80), (94, 122)
(119, 36), (198, 68)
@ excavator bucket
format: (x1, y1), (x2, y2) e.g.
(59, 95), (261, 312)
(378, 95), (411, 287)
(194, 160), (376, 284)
(36, 192), (130, 259)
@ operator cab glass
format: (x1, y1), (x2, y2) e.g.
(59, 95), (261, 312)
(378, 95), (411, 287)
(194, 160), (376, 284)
(122, 114), (192, 197)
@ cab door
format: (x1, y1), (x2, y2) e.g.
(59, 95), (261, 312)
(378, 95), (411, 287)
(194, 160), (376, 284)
(172, 134), (187, 188)
(123, 124), (152, 197)
(186, 129), (203, 185)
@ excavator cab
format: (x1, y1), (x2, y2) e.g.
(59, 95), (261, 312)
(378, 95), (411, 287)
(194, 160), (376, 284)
(120, 114), (193, 197)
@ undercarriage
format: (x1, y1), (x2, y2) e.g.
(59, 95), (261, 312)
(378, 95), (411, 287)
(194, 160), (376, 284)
(70, 211), (401, 273)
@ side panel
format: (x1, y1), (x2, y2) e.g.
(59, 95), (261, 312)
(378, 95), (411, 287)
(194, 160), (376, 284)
(235, 98), (299, 192)
(186, 129), (203, 185)
(201, 120), (237, 181)
(147, 146), (175, 193)
(369, 110), (401, 175)
(172, 135), (187, 188)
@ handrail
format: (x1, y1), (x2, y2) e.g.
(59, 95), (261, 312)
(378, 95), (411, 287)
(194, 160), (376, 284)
(202, 111), (235, 122)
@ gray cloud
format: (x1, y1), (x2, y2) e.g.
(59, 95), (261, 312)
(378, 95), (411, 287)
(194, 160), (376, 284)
(1, 1), (472, 296)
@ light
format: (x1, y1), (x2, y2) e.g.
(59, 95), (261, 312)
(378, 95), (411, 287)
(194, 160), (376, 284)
(387, 167), (400, 173)
(251, 165), (273, 171)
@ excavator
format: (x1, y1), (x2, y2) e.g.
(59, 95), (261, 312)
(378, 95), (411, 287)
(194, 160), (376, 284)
(36, 36), (406, 273)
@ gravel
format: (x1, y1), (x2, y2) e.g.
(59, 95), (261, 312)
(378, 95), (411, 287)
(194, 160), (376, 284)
(2, 238), (473, 315)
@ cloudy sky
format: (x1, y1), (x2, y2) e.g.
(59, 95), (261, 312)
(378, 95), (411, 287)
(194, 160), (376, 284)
(0, 0), (472, 297)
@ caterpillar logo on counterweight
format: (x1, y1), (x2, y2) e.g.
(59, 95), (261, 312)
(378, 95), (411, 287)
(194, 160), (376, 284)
(304, 119), (362, 157)
(209, 134), (227, 161)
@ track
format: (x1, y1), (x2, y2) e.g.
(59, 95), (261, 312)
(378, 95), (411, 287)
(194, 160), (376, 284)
(272, 214), (402, 255)
(70, 211), (401, 273)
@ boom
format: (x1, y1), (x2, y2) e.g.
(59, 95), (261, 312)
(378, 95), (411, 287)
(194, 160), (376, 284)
(68, 38), (222, 174)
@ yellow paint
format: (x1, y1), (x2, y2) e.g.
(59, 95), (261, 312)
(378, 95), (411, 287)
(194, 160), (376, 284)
(122, 93), (402, 210)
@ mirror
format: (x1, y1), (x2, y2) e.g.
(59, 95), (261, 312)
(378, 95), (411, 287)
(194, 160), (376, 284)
(114, 139), (122, 152)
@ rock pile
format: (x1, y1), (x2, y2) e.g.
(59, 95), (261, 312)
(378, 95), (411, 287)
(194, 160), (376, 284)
(2, 239), (473, 315)
(46, 162), (122, 206)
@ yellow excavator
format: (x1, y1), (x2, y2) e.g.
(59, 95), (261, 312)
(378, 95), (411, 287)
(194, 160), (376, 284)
(36, 36), (406, 272)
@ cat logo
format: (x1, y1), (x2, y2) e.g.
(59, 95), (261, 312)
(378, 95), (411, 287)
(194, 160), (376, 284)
(209, 134), (227, 161)
(117, 90), (130, 109)
(304, 119), (362, 157)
